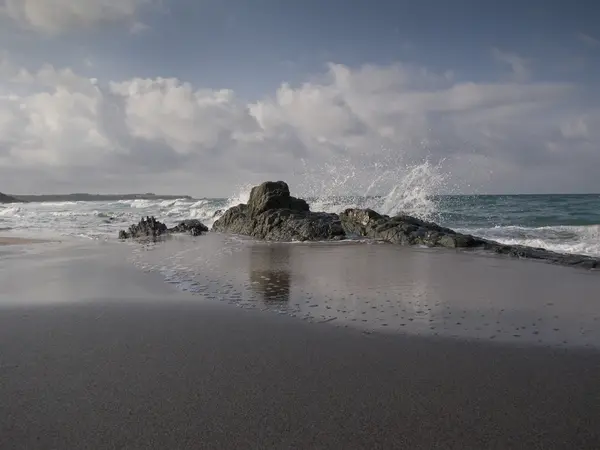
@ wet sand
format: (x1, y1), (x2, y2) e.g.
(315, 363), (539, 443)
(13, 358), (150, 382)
(1, 241), (600, 449)
(133, 233), (600, 348)
(0, 236), (48, 245)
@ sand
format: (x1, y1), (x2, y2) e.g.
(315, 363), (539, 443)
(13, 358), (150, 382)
(131, 233), (600, 348)
(0, 236), (49, 245)
(1, 240), (600, 449)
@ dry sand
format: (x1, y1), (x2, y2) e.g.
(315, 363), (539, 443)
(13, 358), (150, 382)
(1, 240), (599, 449)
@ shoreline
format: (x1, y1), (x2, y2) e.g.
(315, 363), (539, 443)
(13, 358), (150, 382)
(1, 239), (600, 448)
(0, 236), (51, 246)
(129, 232), (600, 348)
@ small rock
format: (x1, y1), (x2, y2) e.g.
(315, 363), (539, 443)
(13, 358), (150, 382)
(168, 219), (208, 236)
(119, 217), (208, 239)
(118, 216), (168, 240)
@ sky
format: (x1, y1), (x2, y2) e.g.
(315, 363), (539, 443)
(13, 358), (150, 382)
(0, 0), (599, 196)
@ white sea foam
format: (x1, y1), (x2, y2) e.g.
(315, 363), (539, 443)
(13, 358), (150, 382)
(458, 224), (600, 257)
(0, 206), (22, 217)
(2, 159), (600, 258)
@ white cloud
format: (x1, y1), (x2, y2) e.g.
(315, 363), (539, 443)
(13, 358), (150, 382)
(492, 48), (532, 82)
(0, 0), (150, 34)
(0, 56), (599, 196)
(109, 78), (260, 155)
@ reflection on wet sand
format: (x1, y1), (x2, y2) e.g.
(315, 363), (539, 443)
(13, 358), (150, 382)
(131, 233), (600, 348)
(249, 244), (291, 305)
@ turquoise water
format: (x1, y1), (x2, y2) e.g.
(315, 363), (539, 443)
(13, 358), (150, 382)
(438, 194), (600, 228)
(300, 193), (600, 256)
(435, 194), (600, 256)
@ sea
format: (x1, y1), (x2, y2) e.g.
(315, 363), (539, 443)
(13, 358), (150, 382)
(1, 190), (600, 257)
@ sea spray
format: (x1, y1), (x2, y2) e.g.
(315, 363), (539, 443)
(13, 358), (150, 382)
(3, 165), (600, 257)
(291, 156), (449, 221)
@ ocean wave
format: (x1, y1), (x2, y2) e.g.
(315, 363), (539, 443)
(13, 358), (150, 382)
(458, 224), (600, 257)
(0, 207), (22, 217)
(158, 199), (193, 208)
(2, 156), (600, 260)
(38, 201), (79, 207)
(127, 199), (155, 208)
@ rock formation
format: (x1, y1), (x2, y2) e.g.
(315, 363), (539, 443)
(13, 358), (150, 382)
(212, 181), (599, 269)
(168, 219), (209, 236)
(118, 216), (168, 240)
(212, 181), (345, 241)
(119, 217), (208, 239)
(339, 208), (599, 269)
(118, 182), (598, 269)
(340, 208), (479, 248)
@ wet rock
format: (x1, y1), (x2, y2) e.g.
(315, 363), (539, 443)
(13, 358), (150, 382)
(340, 208), (481, 248)
(119, 217), (209, 239)
(212, 181), (344, 241)
(118, 216), (168, 240)
(247, 181), (310, 216)
(168, 219), (208, 236)
(340, 208), (600, 268)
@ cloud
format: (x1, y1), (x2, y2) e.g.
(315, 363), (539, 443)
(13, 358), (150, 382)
(0, 0), (150, 34)
(130, 21), (150, 35)
(577, 32), (600, 48)
(0, 56), (599, 196)
(492, 48), (532, 82)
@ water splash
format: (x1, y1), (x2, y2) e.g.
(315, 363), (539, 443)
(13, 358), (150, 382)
(225, 183), (253, 207)
(292, 156), (448, 221)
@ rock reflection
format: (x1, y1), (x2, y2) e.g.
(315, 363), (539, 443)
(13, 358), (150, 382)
(249, 244), (291, 305)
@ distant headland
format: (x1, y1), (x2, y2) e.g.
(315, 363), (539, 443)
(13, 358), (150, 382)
(0, 193), (193, 203)
(0, 192), (21, 203)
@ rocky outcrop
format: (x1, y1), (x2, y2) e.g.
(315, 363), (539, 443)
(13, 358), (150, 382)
(212, 181), (345, 241)
(168, 219), (209, 236)
(0, 192), (22, 204)
(119, 216), (168, 240)
(119, 217), (208, 239)
(340, 208), (600, 269)
(340, 209), (480, 248)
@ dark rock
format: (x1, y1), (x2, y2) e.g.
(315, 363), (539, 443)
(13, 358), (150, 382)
(119, 217), (209, 239)
(247, 181), (309, 215)
(340, 208), (600, 269)
(168, 219), (208, 236)
(212, 181), (344, 241)
(340, 209), (481, 248)
(119, 216), (168, 240)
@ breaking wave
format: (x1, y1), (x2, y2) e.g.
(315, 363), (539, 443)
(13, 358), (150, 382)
(2, 158), (600, 257)
(458, 224), (600, 257)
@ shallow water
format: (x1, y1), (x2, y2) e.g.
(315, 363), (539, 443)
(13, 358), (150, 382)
(129, 233), (600, 349)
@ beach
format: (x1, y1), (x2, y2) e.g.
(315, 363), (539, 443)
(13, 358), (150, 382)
(1, 238), (600, 449)
(0, 236), (49, 246)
